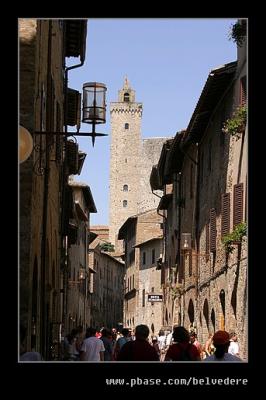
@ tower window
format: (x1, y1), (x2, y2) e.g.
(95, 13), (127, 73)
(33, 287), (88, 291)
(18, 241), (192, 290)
(124, 93), (130, 102)
(125, 123), (129, 129)
(123, 200), (127, 207)
(123, 184), (128, 192)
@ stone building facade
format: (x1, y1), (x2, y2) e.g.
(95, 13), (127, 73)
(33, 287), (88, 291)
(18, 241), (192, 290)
(19, 19), (88, 360)
(118, 209), (163, 333)
(88, 238), (125, 330)
(109, 78), (170, 250)
(66, 180), (97, 333)
(135, 237), (163, 336)
(150, 24), (247, 359)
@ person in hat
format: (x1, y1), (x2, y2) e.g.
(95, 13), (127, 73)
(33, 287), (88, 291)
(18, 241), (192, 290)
(204, 330), (242, 362)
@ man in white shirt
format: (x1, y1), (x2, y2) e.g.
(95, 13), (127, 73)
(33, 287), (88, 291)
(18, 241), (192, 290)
(80, 327), (105, 361)
(228, 332), (240, 356)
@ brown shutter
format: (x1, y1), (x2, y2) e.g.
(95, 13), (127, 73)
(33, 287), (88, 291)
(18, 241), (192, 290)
(240, 76), (247, 106)
(233, 183), (244, 227)
(221, 193), (230, 237)
(206, 222), (210, 261)
(189, 250), (192, 276)
(210, 208), (216, 252)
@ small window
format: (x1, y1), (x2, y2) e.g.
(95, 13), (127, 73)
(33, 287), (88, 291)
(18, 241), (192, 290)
(124, 93), (130, 102)
(152, 249), (155, 264)
(143, 251), (146, 265)
(125, 159), (127, 163)
(125, 123), (129, 129)
(123, 184), (128, 192)
(123, 200), (127, 207)
(142, 289), (145, 307)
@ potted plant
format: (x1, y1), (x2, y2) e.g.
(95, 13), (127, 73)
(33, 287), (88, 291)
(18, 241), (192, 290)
(228, 20), (247, 47)
(222, 222), (247, 253)
(222, 105), (247, 140)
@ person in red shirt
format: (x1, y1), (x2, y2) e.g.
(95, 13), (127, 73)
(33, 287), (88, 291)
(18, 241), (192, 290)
(117, 325), (159, 361)
(165, 326), (201, 361)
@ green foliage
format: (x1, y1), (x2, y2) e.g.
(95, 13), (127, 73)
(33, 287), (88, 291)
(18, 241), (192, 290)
(100, 242), (115, 252)
(222, 105), (247, 139)
(222, 222), (247, 253)
(228, 20), (247, 47)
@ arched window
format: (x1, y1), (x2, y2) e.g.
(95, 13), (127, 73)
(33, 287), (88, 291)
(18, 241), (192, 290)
(123, 184), (128, 192)
(125, 123), (129, 129)
(124, 93), (130, 102)
(123, 200), (127, 207)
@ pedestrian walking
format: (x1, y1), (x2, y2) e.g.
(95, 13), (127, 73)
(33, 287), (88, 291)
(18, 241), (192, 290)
(20, 324), (42, 361)
(202, 333), (214, 359)
(100, 328), (114, 361)
(117, 325), (159, 361)
(228, 331), (240, 356)
(114, 328), (131, 360)
(165, 326), (201, 361)
(190, 332), (203, 359)
(80, 327), (105, 361)
(203, 330), (242, 362)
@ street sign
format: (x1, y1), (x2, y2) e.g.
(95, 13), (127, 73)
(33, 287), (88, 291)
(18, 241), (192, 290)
(147, 294), (163, 302)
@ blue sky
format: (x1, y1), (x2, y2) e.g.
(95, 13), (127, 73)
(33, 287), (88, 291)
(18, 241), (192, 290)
(68, 18), (237, 225)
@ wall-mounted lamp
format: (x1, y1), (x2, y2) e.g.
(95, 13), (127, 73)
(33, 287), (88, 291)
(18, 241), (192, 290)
(35, 82), (107, 147)
(68, 268), (86, 285)
(181, 233), (191, 251)
(79, 268), (86, 280)
(20, 125), (33, 163)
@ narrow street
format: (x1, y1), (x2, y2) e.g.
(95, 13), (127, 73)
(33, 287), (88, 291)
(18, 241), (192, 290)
(19, 18), (247, 362)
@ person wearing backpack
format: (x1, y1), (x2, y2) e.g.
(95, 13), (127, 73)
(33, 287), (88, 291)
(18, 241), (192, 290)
(164, 326), (201, 361)
(113, 328), (131, 360)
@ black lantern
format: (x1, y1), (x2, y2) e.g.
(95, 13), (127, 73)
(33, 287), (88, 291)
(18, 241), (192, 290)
(82, 82), (107, 146)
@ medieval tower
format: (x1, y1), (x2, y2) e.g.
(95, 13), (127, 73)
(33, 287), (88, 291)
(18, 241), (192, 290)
(109, 77), (171, 249)
(109, 78), (142, 247)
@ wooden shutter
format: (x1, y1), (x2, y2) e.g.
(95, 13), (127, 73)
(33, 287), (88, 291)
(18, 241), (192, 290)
(210, 208), (216, 252)
(240, 76), (247, 106)
(189, 250), (192, 276)
(233, 183), (244, 227)
(221, 193), (230, 237)
(206, 222), (210, 261)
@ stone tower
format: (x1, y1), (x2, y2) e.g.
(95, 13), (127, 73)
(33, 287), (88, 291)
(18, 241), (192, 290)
(109, 78), (143, 248)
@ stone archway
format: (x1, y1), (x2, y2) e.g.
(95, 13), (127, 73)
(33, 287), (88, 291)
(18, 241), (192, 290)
(203, 299), (209, 330)
(219, 289), (225, 330)
(188, 299), (195, 325)
(211, 308), (216, 332)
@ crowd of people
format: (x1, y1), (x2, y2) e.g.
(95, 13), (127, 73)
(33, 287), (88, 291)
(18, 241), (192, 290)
(60, 324), (242, 362)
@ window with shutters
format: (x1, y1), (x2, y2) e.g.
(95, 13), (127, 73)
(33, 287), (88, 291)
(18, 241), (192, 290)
(189, 250), (192, 276)
(206, 222), (210, 261)
(240, 76), (247, 106)
(210, 208), (217, 252)
(142, 289), (145, 307)
(233, 183), (243, 228)
(221, 193), (230, 237)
